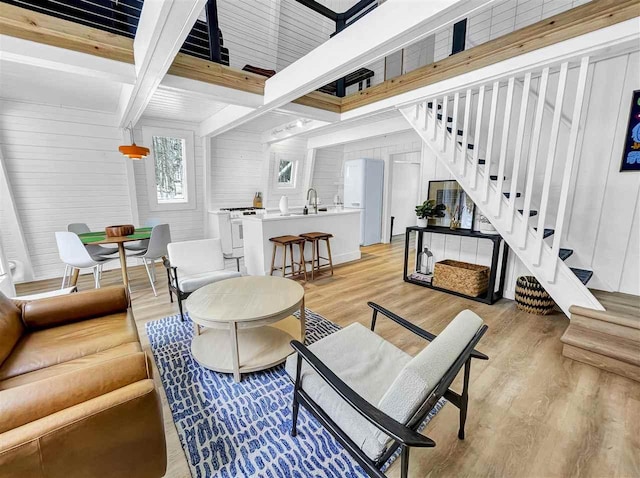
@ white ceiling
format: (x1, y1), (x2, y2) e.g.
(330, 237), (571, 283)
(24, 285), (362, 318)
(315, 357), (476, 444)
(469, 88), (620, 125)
(0, 60), (123, 112)
(143, 87), (229, 123)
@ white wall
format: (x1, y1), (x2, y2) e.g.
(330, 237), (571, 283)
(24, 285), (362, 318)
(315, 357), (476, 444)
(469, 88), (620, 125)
(209, 128), (266, 209)
(133, 118), (206, 243)
(0, 100), (133, 280)
(268, 136), (310, 209)
(310, 145), (344, 205)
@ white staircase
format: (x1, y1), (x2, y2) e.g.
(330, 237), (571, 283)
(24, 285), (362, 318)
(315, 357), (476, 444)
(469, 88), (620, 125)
(399, 55), (603, 316)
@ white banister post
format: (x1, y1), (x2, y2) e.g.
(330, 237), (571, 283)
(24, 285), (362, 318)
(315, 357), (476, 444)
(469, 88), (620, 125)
(422, 101), (429, 131)
(534, 61), (569, 269)
(471, 86), (485, 190)
(431, 99), (439, 141)
(441, 95), (449, 153)
(494, 76), (515, 216)
(483, 81), (500, 202)
(550, 57), (590, 281)
(461, 89), (472, 176)
(519, 67), (549, 250)
(507, 71), (531, 233)
(450, 92), (460, 164)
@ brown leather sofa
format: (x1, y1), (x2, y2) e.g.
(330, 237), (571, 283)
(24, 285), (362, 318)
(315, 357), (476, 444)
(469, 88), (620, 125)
(0, 286), (167, 478)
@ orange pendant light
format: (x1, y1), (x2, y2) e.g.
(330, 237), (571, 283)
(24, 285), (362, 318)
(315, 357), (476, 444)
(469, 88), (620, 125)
(119, 126), (149, 160)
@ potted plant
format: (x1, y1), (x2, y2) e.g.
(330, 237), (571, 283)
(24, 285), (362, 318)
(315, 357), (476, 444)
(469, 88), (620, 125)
(415, 199), (446, 227)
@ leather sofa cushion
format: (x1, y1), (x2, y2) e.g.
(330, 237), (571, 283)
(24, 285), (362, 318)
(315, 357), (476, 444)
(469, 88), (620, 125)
(0, 310), (139, 381)
(0, 380), (166, 478)
(0, 342), (141, 390)
(0, 352), (150, 434)
(0, 293), (24, 366)
(22, 286), (128, 331)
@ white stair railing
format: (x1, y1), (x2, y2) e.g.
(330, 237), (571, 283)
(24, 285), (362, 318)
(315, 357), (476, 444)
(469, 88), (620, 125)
(399, 54), (602, 316)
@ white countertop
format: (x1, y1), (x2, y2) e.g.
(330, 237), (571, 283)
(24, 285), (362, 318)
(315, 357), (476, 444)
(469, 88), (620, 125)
(242, 209), (360, 222)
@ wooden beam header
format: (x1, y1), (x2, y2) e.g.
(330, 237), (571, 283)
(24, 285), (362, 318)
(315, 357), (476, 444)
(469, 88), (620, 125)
(1, 0), (637, 117)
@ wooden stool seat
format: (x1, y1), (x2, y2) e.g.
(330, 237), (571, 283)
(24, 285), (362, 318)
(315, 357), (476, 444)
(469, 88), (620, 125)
(270, 235), (306, 245)
(300, 232), (333, 240)
(301, 231), (334, 280)
(269, 235), (307, 280)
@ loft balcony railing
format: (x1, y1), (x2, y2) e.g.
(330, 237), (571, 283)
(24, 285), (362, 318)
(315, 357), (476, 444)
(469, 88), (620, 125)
(1, 0), (228, 64)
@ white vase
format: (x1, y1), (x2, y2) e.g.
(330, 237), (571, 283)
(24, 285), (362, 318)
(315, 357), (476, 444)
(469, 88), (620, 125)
(279, 195), (289, 216)
(416, 218), (428, 228)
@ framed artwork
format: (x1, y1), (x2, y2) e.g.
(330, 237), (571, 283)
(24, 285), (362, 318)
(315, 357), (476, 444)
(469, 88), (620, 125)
(621, 89), (640, 172)
(427, 180), (476, 230)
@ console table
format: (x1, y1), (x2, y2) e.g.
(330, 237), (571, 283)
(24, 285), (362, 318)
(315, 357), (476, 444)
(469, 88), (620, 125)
(403, 226), (509, 304)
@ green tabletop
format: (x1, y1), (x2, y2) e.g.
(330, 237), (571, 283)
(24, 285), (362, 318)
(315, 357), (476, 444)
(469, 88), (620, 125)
(78, 227), (152, 244)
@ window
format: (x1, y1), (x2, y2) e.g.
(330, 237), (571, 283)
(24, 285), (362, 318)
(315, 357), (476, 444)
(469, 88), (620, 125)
(273, 155), (298, 190)
(278, 159), (294, 185)
(143, 126), (195, 211)
(153, 136), (187, 203)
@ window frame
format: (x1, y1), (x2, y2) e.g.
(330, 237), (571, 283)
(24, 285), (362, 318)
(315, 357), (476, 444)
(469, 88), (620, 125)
(143, 126), (196, 212)
(273, 154), (298, 191)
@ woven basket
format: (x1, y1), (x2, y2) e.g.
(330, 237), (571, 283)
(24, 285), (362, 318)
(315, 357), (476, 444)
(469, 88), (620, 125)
(432, 260), (489, 297)
(515, 276), (555, 315)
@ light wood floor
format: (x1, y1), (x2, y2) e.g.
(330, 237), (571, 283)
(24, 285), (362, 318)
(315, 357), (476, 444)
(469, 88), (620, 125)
(17, 240), (640, 478)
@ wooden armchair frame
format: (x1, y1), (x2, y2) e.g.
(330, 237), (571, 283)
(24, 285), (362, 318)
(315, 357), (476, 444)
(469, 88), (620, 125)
(289, 302), (488, 478)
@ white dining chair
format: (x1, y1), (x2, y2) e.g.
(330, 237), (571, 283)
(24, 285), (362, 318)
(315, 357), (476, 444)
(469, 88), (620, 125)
(131, 224), (171, 296)
(67, 223), (118, 259)
(55, 232), (114, 289)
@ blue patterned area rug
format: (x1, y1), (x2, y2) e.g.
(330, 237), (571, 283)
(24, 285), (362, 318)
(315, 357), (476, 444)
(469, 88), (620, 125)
(146, 309), (445, 478)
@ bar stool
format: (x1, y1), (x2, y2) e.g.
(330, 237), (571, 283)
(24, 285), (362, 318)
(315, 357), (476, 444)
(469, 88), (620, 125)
(269, 235), (307, 281)
(300, 232), (334, 280)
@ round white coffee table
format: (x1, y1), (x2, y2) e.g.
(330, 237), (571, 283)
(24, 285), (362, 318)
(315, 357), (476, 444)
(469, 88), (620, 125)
(186, 276), (305, 382)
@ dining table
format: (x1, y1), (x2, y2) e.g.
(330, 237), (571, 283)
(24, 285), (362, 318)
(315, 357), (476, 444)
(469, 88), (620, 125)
(73, 227), (152, 289)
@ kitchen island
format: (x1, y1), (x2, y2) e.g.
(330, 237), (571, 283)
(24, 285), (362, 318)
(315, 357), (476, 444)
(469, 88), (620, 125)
(242, 209), (361, 276)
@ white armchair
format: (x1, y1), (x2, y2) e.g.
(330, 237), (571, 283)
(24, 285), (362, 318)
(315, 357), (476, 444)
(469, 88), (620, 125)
(165, 238), (241, 321)
(286, 304), (488, 478)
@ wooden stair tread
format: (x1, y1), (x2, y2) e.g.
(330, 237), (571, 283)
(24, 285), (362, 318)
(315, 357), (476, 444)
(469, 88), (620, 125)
(518, 209), (538, 217)
(563, 344), (640, 382)
(570, 304), (640, 330)
(561, 324), (640, 366)
(534, 227), (555, 238)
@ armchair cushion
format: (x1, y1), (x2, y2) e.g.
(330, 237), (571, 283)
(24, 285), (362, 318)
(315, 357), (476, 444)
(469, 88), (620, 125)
(378, 310), (484, 425)
(168, 238), (225, 277)
(21, 286), (128, 331)
(285, 322), (411, 461)
(0, 294), (24, 366)
(177, 270), (242, 294)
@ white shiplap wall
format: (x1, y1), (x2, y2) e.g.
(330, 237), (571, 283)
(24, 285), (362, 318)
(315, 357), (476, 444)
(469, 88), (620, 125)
(311, 145), (344, 205)
(210, 128), (266, 209)
(0, 99), (132, 280)
(133, 118), (206, 243)
(268, 136), (310, 209)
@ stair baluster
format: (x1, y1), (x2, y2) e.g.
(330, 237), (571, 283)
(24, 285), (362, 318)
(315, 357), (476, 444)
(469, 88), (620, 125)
(483, 81), (500, 202)
(470, 86), (485, 189)
(519, 67), (549, 250)
(451, 92), (460, 165)
(534, 62), (569, 270)
(494, 77), (515, 217)
(507, 72), (532, 233)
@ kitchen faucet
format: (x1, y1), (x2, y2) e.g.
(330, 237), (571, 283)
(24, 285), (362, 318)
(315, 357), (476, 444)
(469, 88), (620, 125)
(306, 188), (318, 214)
